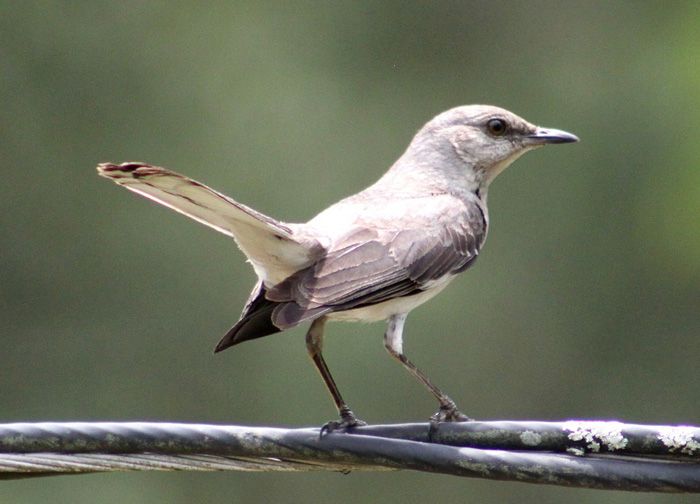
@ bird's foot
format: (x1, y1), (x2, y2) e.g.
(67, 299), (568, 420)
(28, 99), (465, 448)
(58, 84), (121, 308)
(430, 404), (472, 423)
(320, 407), (367, 437)
(427, 402), (473, 441)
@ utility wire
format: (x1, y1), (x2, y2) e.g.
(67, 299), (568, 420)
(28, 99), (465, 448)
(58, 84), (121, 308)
(1, 420), (698, 491)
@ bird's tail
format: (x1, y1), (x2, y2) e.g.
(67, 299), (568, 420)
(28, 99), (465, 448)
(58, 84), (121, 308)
(97, 162), (320, 284)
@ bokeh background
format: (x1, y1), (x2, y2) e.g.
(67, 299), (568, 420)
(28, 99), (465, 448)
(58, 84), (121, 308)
(2, 1), (699, 502)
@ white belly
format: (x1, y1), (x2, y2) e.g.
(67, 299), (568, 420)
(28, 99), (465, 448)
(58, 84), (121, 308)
(325, 278), (453, 323)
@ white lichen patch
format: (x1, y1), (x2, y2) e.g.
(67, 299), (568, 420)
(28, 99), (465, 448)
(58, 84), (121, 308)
(519, 431), (542, 446)
(657, 426), (700, 455)
(563, 421), (629, 453)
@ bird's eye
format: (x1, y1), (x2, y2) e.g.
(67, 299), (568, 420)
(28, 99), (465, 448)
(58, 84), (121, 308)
(486, 118), (508, 136)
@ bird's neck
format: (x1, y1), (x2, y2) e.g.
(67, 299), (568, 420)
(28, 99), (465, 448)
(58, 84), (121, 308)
(375, 146), (487, 202)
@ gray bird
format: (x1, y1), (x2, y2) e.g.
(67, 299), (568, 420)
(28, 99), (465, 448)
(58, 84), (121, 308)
(98, 105), (578, 429)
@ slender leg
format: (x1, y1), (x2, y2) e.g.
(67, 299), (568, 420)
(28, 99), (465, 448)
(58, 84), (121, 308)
(306, 317), (366, 430)
(384, 313), (471, 422)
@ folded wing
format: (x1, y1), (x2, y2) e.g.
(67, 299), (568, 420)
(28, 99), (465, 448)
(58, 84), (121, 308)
(268, 201), (487, 328)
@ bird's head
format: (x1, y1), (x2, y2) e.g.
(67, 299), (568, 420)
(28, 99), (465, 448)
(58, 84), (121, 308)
(406, 105), (578, 190)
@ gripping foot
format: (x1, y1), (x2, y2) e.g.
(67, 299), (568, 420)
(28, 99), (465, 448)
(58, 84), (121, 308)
(430, 403), (472, 423)
(427, 401), (473, 440)
(320, 407), (367, 437)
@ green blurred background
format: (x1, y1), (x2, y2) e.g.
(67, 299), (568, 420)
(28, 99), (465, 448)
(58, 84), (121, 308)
(2, 1), (699, 502)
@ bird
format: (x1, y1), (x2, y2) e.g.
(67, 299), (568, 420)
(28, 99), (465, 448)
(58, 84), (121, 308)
(97, 105), (578, 429)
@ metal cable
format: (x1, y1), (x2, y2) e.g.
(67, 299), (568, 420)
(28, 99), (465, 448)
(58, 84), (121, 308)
(1, 420), (698, 491)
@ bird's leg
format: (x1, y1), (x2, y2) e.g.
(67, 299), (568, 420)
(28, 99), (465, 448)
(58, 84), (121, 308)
(384, 314), (472, 423)
(306, 317), (366, 433)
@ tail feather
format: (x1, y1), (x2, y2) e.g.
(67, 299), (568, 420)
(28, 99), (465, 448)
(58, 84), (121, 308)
(97, 162), (321, 285)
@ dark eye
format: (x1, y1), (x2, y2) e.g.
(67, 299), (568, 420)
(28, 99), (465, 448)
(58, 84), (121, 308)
(486, 118), (508, 136)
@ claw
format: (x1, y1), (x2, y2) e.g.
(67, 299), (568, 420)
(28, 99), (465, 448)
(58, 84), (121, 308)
(427, 403), (473, 441)
(430, 405), (472, 423)
(320, 408), (367, 437)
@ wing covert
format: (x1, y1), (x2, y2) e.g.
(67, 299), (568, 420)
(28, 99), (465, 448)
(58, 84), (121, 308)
(267, 199), (486, 328)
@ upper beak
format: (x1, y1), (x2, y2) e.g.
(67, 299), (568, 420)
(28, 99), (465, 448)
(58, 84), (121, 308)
(527, 127), (579, 144)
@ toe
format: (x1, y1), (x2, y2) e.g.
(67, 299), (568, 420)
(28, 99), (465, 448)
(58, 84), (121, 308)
(320, 415), (367, 437)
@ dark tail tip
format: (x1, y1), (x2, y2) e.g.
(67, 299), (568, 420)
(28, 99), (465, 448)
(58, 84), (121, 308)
(97, 162), (152, 177)
(97, 162), (119, 172)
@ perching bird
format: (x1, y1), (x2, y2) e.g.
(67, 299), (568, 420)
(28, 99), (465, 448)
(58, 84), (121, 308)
(98, 105), (578, 429)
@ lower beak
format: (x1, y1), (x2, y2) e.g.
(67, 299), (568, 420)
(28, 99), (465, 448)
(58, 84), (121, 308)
(527, 127), (579, 144)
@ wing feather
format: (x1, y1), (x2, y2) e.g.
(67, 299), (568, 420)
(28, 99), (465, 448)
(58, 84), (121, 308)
(268, 198), (487, 328)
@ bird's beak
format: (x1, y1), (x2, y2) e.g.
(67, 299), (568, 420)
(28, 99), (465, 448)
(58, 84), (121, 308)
(526, 127), (579, 145)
